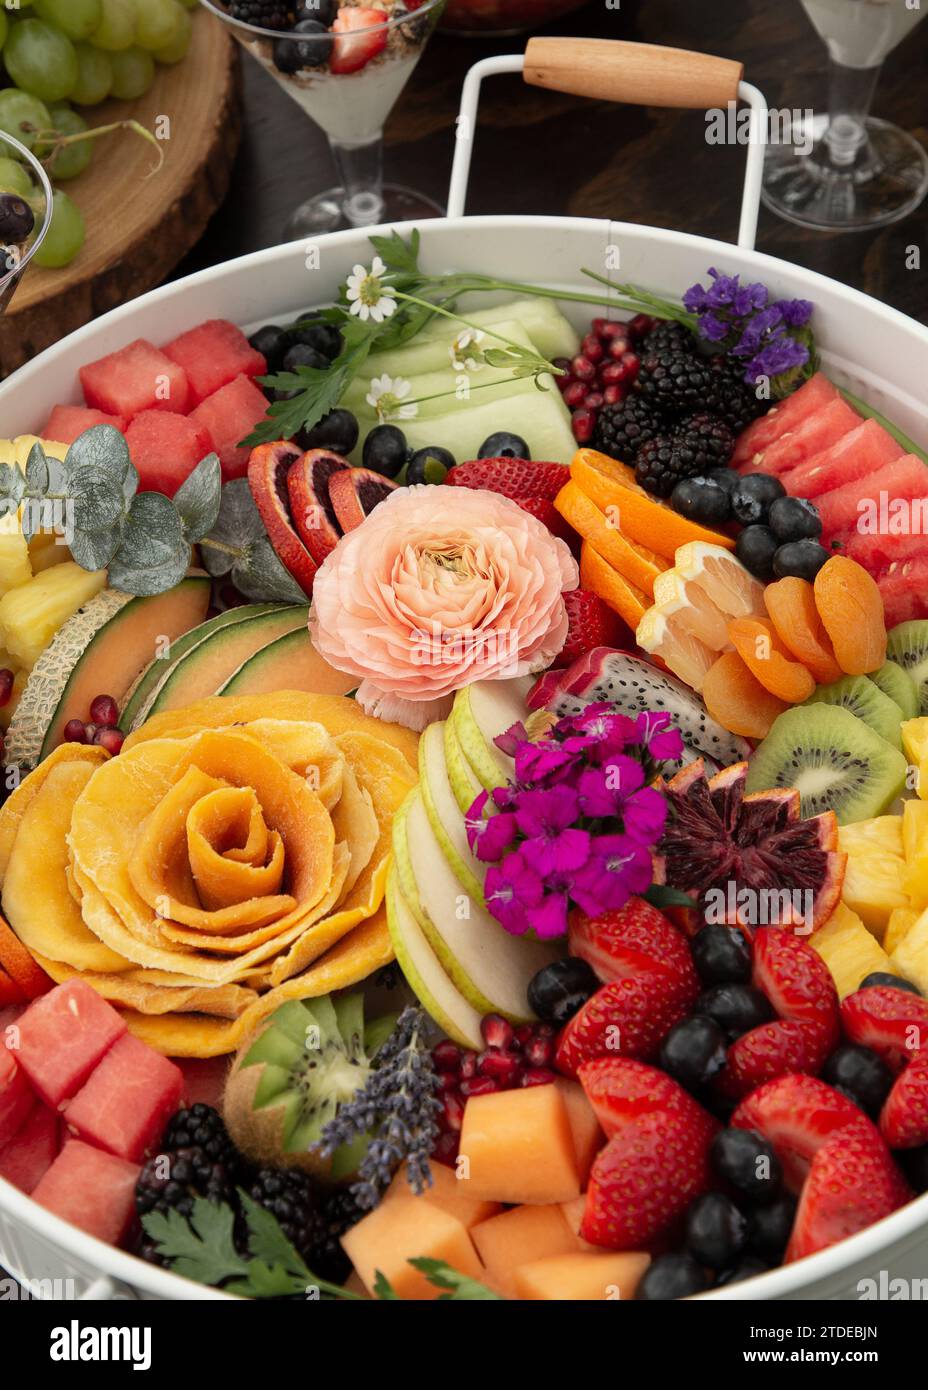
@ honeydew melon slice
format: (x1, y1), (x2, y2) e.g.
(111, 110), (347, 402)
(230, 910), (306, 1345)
(418, 721), (486, 904)
(353, 389), (576, 468)
(414, 298), (580, 360)
(7, 575), (211, 768)
(451, 675), (534, 791)
(219, 626), (357, 697)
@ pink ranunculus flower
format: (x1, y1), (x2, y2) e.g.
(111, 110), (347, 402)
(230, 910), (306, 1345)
(308, 484), (579, 731)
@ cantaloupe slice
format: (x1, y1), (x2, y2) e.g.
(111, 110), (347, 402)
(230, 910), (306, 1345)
(341, 1193), (485, 1300)
(514, 1250), (650, 1301)
(459, 1084), (583, 1205)
(472, 1204), (581, 1298)
(557, 1079), (604, 1184)
(220, 626), (356, 698)
(382, 1157), (501, 1229)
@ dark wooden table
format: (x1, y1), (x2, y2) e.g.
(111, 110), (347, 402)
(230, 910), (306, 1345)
(179, 0), (928, 324)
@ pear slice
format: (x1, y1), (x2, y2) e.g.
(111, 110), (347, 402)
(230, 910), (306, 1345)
(385, 864), (484, 1050)
(451, 675), (534, 791)
(393, 789), (559, 1021)
(419, 721), (486, 904)
(444, 718), (484, 816)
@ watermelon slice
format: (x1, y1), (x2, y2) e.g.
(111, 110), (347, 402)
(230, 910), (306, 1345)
(125, 410), (214, 497)
(741, 398), (861, 477)
(11, 979), (126, 1108)
(732, 373), (841, 467)
(64, 1033), (183, 1162)
(877, 555), (928, 627)
(191, 373), (270, 480)
(0, 1104), (59, 1194)
(177, 1056), (230, 1110)
(163, 319), (266, 408)
(844, 529), (927, 571)
(41, 404), (126, 444)
(816, 454), (928, 541)
(31, 1140), (140, 1246)
(80, 339), (190, 420)
(779, 419), (905, 499)
(0, 1047), (33, 1147)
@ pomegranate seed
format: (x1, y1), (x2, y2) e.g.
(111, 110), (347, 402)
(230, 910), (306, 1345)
(607, 336), (631, 360)
(603, 383), (626, 406)
(555, 374), (574, 394)
(580, 334), (604, 362)
(591, 317), (608, 335)
(437, 1072), (459, 1093)
(89, 694), (119, 727)
(514, 1024), (534, 1048)
(93, 727), (125, 755)
(523, 1035), (555, 1068)
(600, 360), (627, 384)
(562, 381), (587, 408)
(552, 356), (572, 374)
(432, 1132), (460, 1167)
(599, 319), (629, 341)
(458, 1051), (478, 1080)
(570, 354), (596, 383)
(440, 1091), (466, 1132)
(520, 1067), (559, 1088)
(583, 391), (604, 411)
(0, 669), (13, 707)
(480, 1014), (515, 1050)
(477, 1049), (523, 1086)
(536, 1023), (556, 1038)
(63, 718), (87, 744)
(627, 313), (656, 340)
(617, 351), (640, 383)
(460, 1075), (499, 1098)
(571, 407), (596, 444)
(432, 1039), (463, 1073)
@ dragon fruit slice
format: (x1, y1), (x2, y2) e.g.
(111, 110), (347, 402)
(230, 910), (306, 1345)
(529, 647), (752, 771)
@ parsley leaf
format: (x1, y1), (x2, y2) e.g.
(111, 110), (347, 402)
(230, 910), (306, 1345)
(409, 1259), (503, 1300)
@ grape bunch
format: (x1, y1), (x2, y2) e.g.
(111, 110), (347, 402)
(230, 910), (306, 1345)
(0, 0), (199, 269)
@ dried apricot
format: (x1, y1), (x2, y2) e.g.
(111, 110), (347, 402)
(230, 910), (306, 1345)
(727, 616), (816, 703)
(763, 576), (843, 685)
(702, 651), (789, 739)
(813, 554), (887, 675)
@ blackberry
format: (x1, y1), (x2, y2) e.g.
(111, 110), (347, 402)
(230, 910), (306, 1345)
(705, 355), (767, 435)
(309, 1189), (365, 1283)
(136, 1145), (240, 1264)
(228, 0), (295, 28)
(675, 413), (735, 471)
(637, 345), (715, 416)
(162, 1104), (242, 1170)
(640, 319), (695, 355)
(635, 414), (734, 498)
(248, 1168), (320, 1265)
(592, 392), (662, 460)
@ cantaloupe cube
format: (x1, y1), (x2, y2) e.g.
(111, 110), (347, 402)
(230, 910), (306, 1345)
(560, 1196), (599, 1252)
(472, 1204), (579, 1298)
(383, 1157), (500, 1228)
(459, 1084), (582, 1205)
(557, 1079), (604, 1182)
(341, 1194), (484, 1300)
(514, 1250), (650, 1301)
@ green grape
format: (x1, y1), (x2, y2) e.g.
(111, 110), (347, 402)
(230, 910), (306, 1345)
(177, 0), (199, 9)
(34, 0), (102, 41)
(33, 187), (85, 268)
(0, 89), (53, 154)
(109, 44), (153, 99)
(88, 0), (135, 52)
(36, 105), (93, 181)
(129, 0), (181, 53)
(0, 13), (8, 53)
(0, 156), (32, 197)
(70, 40), (113, 104)
(4, 19), (78, 103)
(153, 4), (190, 64)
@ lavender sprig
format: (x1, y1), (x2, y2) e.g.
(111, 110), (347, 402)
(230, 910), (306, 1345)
(314, 1007), (442, 1210)
(682, 267), (815, 396)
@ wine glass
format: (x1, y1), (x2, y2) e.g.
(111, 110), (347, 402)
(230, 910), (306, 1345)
(0, 129), (53, 316)
(762, 0), (928, 231)
(200, 0), (447, 236)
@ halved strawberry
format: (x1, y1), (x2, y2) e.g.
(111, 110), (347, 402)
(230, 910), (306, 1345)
(330, 7), (389, 75)
(880, 1053), (928, 1149)
(786, 1125), (911, 1262)
(445, 459), (570, 501)
(555, 962), (697, 1077)
(731, 1074), (871, 1191)
(752, 927), (840, 1046)
(569, 898), (696, 990)
(557, 588), (631, 666)
(841, 986), (928, 1071)
(578, 1056), (699, 1135)
(719, 1020), (835, 1102)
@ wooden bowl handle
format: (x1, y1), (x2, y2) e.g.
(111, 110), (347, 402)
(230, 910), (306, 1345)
(523, 38), (743, 110)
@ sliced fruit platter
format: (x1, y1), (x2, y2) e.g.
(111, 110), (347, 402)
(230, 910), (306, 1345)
(1, 224), (928, 1303)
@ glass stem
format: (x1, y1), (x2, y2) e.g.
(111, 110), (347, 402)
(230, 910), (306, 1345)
(823, 57), (881, 166)
(329, 133), (385, 227)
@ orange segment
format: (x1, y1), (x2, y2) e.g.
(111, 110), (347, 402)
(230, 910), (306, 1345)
(727, 617), (816, 703)
(579, 542), (649, 628)
(813, 555), (887, 676)
(568, 449), (735, 559)
(764, 577), (843, 685)
(554, 481), (667, 594)
(702, 651), (789, 739)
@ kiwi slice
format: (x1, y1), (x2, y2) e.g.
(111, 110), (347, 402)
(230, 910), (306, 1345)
(869, 660), (920, 722)
(223, 992), (393, 1179)
(804, 674), (903, 748)
(886, 621), (928, 715)
(746, 704), (908, 825)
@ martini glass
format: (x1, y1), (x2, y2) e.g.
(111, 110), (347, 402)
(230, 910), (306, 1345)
(0, 130), (53, 316)
(762, 0), (928, 230)
(201, 0), (447, 235)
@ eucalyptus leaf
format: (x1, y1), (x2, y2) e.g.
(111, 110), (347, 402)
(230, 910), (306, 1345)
(173, 453), (222, 543)
(235, 538), (308, 603)
(206, 478), (265, 549)
(68, 523), (123, 572)
(24, 443), (49, 496)
(69, 465), (126, 533)
(65, 424), (133, 488)
(107, 491), (190, 595)
(0, 462), (25, 507)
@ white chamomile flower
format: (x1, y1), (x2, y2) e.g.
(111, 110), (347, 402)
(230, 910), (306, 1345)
(345, 256), (397, 323)
(366, 373), (418, 423)
(449, 327), (485, 372)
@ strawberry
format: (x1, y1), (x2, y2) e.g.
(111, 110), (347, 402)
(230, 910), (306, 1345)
(719, 1020), (835, 1101)
(841, 985), (928, 1071)
(581, 1099), (718, 1248)
(515, 494), (579, 547)
(880, 1053), (928, 1148)
(557, 588), (630, 666)
(569, 898), (696, 989)
(731, 1074), (871, 1191)
(578, 1056), (698, 1135)
(444, 459), (569, 501)
(329, 8), (388, 75)
(555, 962), (697, 1077)
(786, 1125), (911, 1262)
(752, 928), (840, 1048)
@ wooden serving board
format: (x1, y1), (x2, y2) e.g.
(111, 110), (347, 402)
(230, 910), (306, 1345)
(0, 10), (242, 378)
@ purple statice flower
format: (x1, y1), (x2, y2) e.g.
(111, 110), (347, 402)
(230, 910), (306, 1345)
(683, 266), (813, 389)
(484, 852), (544, 936)
(743, 335), (809, 385)
(622, 785), (670, 845)
(514, 786), (591, 875)
(577, 758), (645, 818)
(465, 789), (518, 863)
(696, 311), (731, 343)
(732, 303), (786, 357)
(570, 834), (653, 916)
(635, 710), (685, 765)
(774, 297), (813, 328)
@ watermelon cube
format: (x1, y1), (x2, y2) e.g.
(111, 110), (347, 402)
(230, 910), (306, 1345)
(733, 373), (842, 467)
(878, 554), (928, 627)
(125, 410), (214, 498)
(780, 419), (905, 499)
(742, 398), (861, 477)
(0, 1046), (34, 1147)
(80, 338), (190, 420)
(844, 529), (927, 571)
(191, 373), (270, 480)
(0, 1104), (60, 1194)
(10, 979), (126, 1108)
(816, 454), (928, 542)
(64, 1033), (183, 1162)
(31, 1140), (140, 1246)
(163, 319), (266, 408)
(40, 404), (127, 445)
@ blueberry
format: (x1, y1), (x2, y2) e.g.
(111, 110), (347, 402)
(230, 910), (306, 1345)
(859, 971), (921, 996)
(289, 319), (342, 360)
(636, 1253), (710, 1301)
(691, 926), (753, 986)
(670, 476), (731, 526)
(697, 984), (774, 1038)
(768, 495), (822, 542)
(899, 1144), (928, 1193)
(685, 1192), (748, 1269)
(710, 1128), (783, 1204)
(735, 524), (779, 581)
(772, 539), (831, 581)
(362, 424), (407, 479)
(527, 958), (599, 1026)
(659, 1015), (728, 1092)
(406, 446), (455, 486)
(731, 473), (785, 525)
(294, 0), (337, 24)
(248, 324), (289, 372)
(747, 1193), (796, 1261)
(477, 431), (530, 460)
(0, 193), (34, 244)
(706, 467), (741, 495)
(292, 17), (332, 66)
(821, 1044), (894, 1118)
(295, 407), (358, 456)
(273, 36), (304, 72)
(715, 1256), (769, 1288)
(282, 343), (330, 373)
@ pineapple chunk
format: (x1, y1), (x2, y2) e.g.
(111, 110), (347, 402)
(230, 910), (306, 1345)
(885, 907), (920, 956)
(812, 903), (898, 998)
(902, 718), (928, 768)
(838, 816), (909, 938)
(0, 534), (32, 597)
(0, 563), (106, 668)
(0, 436), (67, 468)
(903, 800), (928, 908)
(28, 538), (71, 574)
(890, 907), (928, 996)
